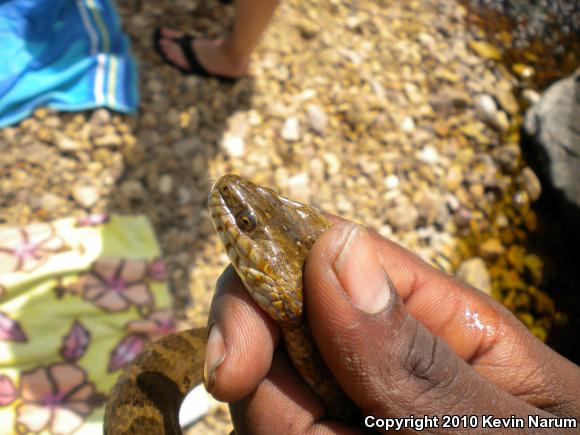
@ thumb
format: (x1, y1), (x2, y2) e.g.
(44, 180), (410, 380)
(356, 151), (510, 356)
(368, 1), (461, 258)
(304, 222), (551, 427)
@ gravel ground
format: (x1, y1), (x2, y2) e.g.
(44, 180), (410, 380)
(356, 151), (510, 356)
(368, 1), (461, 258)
(0, 0), (573, 432)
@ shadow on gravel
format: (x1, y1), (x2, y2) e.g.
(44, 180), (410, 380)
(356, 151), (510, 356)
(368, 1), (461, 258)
(105, 0), (255, 314)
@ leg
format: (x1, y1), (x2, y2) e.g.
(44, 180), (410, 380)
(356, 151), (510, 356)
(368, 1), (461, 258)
(158, 0), (278, 78)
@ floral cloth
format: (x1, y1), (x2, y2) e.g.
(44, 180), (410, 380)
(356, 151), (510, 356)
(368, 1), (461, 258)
(0, 215), (175, 434)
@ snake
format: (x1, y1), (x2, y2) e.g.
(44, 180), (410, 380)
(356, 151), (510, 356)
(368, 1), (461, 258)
(104, 174), (359, 434)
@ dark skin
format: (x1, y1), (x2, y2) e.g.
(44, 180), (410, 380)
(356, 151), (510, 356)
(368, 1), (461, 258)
(205, 218), (580, 434)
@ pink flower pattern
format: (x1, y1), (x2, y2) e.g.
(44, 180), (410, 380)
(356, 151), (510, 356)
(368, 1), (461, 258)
(59, 321), (91, 362)
(0, 375), (17, 406)
(126, 309), (176, 343)
(0, 218), (175, 432)
(108, 334), (147, 372)
(77, 258), (153, 315)
(0, 312), (27, 343)
(0, 225), (68, 273)
(15, 363), (105, 435)
(75, 214), (110, 227)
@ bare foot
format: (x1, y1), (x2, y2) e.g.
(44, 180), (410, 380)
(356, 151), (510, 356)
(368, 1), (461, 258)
(158, 28), (249, 78)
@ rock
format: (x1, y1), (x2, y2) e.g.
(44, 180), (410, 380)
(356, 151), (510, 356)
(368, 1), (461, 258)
(479, 238), (505, 260)
(322, 152), (341, 176)
(400, 116), (415, 133)
(173, 137), (202, 157)
(518, 167), (542, 202)
(490, 110), (510, 134)
(429, 90), (470, 113)
(521, 89), (541, 106)
(522, 69), (580, 233)
(177, 186), (192, 205)
(191, 154), (206, 174)
(221, 133), (245, 157)
(55, 133), (82, 151)
(385, 196), (419, 231)
(306, 104), (327, 135)
(384, 174), (399, 190)
(73, 184), (100, 208)
(474, 94), (497, 123)
(309, 158), (325, 182)
(495, 86), (519, 116)
(268, 102), (290, 119)
(473, 92), (510, 132)
(445, 165), (463, 190)
(18, 143), (53, 165)
(492, 144), (521, 172)
(41, 193), (65, 212)
(281, 116), (301, 141)
(146, 79), (163, 94)
(417, 32), (436, 51)
(90, 109), (111, 127)
(297, 19), (318, 39)
(456, 257), (491, 294)
(158, 175), (174, 195)
(121, 180), (145, 199)
(287, 172), (311, 204)
(94, 133), (122, 147)
(468, 40), (501, 61)
(417, 146), (440, 165)
(416, 190), (447, 226)
(512, 63), (534, 80)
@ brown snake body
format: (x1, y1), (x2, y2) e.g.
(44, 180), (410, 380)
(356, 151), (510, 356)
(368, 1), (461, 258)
(104, 174), (359, 434)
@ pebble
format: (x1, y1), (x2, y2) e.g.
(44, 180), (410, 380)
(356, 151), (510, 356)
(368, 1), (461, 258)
(521, 89), (541, 106)
(121, 180), (145, 199)
(384, 174), (400, 190)
(385, 197), (419, 231)
(287, 172), (311, 204)
(158, 175), (174, 195)
(490, 110), (510, 134)
(221, 133), (245, 158)
(173, 137), (202, 157)
(94, 133), (122, 147)
(479, 238), (506, 260)
(417, 146), (440, 165)
(400, 116), (415, 133)
(306, 104), (328, 135)
(416, 190), (446, 226)
(495, 86), (519, 116)
(492, 144), (521, 172)
(90, 109), (111, 127)
(457, 257), (492, 294)
(177, 186), (192, 205)
(281, 116), (301, 141)
(474, 93), (497, 123)
(41, 193), (65, 212)
(55, 134), (82, 151)
(518, 167), (542, 202)
(468, 40), (501, 61)
(322, 152), (341, 176)
(72, 184), (100, 208)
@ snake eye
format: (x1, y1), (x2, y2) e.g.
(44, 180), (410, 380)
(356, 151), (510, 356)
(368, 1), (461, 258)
(236, 210), (257, 231)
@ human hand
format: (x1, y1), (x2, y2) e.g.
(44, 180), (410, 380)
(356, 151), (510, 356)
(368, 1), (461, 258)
(206, 220), (580, 434)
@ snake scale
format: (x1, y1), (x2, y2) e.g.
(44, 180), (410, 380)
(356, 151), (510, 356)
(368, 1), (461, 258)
(104, 174), (359, 434)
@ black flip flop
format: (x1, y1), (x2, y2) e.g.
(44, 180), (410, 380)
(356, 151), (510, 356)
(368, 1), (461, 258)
(153, 27), (237, 83)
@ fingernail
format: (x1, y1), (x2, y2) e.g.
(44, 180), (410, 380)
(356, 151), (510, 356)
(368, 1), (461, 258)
(334, 225), (390, 313)
(203, 325), (226, 392)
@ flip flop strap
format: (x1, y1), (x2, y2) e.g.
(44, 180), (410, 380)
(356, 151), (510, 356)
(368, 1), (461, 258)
(174, 35), (206, 74)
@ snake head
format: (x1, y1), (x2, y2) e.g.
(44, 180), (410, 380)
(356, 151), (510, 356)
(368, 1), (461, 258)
(209, 174), (331, 326)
